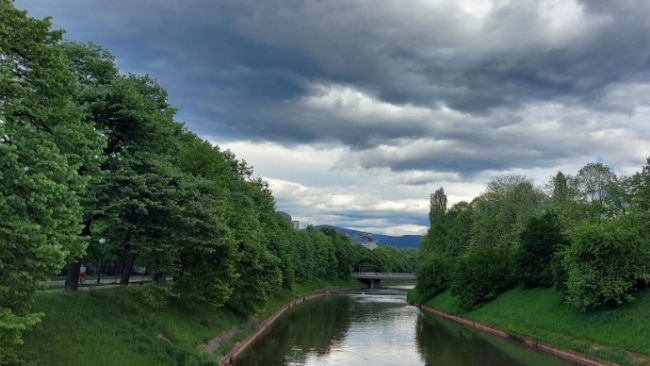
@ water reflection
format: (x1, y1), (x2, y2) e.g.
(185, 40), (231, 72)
(416, 313), (569, 366)
(232, 290), (571, 366)
(232, 296), (352, 366)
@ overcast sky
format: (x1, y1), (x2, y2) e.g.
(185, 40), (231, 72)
(16, 0), (650, 235)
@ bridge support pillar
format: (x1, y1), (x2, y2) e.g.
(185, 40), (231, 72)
(370, 278), (380, 289)
(359, 278), (381, 289)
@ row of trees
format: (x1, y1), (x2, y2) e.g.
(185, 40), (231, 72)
(417, 162), (650, 311)
(0, 3), (417, 363)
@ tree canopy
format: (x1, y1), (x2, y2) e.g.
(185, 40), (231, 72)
(417, 163), (650, 311)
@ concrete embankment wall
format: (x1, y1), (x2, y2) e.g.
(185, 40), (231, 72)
(219, 286), (362, 366)
(413, 302), (616, 366)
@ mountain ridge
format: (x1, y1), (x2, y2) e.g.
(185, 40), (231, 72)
(316, 225), (422, 249)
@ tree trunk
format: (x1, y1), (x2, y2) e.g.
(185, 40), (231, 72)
(120, 250), (135, 285)
(65, 261), (81, 291)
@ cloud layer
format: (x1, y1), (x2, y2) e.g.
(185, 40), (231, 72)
(17, 0), (650, 234)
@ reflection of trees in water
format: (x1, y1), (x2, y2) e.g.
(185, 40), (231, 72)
(349, 296), (408, 323)
(235, 297), (568, 366)
(415, 314), (530, 366)
(233, 296), (353, 366)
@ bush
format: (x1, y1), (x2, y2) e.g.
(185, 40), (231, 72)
(451, 246), (517, 310)
(564, 220), (650, 310)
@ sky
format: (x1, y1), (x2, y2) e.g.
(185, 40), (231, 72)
(16, 0), (650, 235)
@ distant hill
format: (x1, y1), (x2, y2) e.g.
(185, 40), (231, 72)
(316, 225), (422, 249)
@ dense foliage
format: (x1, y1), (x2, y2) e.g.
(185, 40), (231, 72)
(564, 220), (650, 309)
(0, 3), (417, 363)
(418, 162), (650, 311)
(517, 212), (567, 288)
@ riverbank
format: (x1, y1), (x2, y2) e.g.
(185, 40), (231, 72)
(409, 286), (650, 366)
(22, 278), (360, 365)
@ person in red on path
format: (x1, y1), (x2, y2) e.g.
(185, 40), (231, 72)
(79, 264), (87, 283)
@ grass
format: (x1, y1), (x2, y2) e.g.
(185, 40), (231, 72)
(22, 278), (359, 366)
(414, 286), (650, 366)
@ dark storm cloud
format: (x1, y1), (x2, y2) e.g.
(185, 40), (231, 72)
(16, 0), (650, 175)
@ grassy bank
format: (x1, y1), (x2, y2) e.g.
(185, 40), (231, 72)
(23, 278), (359, 366)
(410, 287), (650, 366)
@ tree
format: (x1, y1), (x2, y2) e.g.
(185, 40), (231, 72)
(59, 42), (116, 289)
(417, 199), (472, 298)
(172, 177), (238, 308)
(517, 212), (567, 287)
(632, 158), (650, 214)
(447, 176), (541, 308)
(320, 227), (355, 279)
(92, 153), (182, 285)
(552, 171), (569, 202)
(429, 187), (447, 225)
(173, 134), (240, 307)
(574, 163), (616, 220)
(225, 168), (283, 314)
(82, 73), (182, 284)
(0, 2), (101, 361)
(547, 171), (582, 231)
(471, 176), (543, 250)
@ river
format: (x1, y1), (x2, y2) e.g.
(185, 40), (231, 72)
(232, 288), (571, 366)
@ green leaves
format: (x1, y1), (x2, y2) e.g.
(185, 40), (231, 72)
(517, 212), (567, 288)
(417, 161), (650, 313)
(565, 220), (650, 310)
(1, 2), (100, 361)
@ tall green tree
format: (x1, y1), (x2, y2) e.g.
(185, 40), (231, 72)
(59, 42), (117, 289)
(574, 163), (616, 221)
(429, 187), (447, 225)
(84, 74), (182, 284)
(174, 134), (239, 307)
(92, 153), (183, 284)
(547, 171), (582, 231)
(449, 176), (542, 308)
(0, 2), (102, 362)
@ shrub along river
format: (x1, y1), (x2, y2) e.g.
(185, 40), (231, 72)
(232, 287), (572, 366)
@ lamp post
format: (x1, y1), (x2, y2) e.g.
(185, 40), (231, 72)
(97, 238), (106, 284)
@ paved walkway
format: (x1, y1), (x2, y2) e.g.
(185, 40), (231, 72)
(39, 275), (153, 291)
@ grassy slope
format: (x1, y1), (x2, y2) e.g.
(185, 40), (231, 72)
(23, 278), (359, 366)
(418, 287), (650, 366)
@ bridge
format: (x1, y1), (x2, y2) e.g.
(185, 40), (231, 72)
(352, 272), (416, 289)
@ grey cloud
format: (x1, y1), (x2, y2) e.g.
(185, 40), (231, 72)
(16, 0), (650, 176)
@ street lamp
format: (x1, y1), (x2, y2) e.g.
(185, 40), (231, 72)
(97, 238), (107, 284)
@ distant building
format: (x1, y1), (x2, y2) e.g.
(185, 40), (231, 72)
(358, 232), (377, 250)
(277, 211), (300, 230)
(277, 211), (292, 222)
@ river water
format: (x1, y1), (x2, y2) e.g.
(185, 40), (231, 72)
(232, 288), (571, 366)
